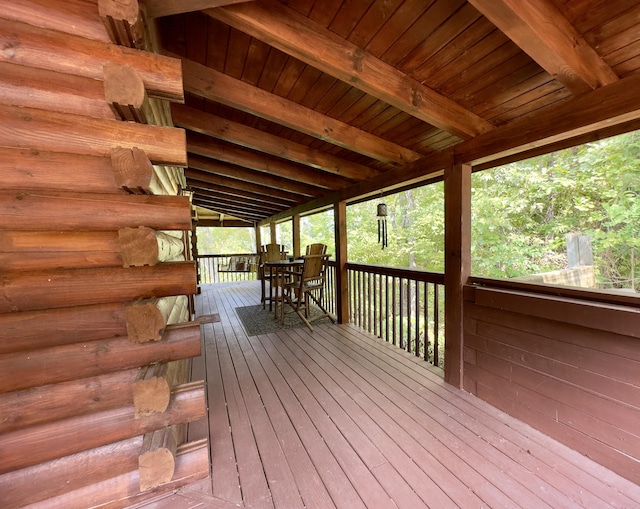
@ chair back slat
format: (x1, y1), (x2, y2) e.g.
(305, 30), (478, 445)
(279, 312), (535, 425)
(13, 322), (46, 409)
(261, 243), (287, 263)
(305, 243), (327, 256)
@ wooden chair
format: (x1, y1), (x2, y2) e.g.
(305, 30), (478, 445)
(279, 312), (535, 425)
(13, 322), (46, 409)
(279, 253), (335, 331)
(259, 243), (287, 309)
(305, 243), (327, 255)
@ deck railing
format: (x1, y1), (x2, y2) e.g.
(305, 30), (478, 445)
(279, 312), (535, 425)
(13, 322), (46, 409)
(198, 253), (259, 284)
(196, 255), (445, 370)
(346, 263), (445, 370)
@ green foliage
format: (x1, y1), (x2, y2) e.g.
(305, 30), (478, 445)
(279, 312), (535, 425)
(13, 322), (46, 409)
(196, 132), (639, 291)
(471, 131), (640, 289)
(197, 226), (255, 254)
(347, 183), (445, 271)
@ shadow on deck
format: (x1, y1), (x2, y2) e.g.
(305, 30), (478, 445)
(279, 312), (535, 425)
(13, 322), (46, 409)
(140, 281), (640, 509)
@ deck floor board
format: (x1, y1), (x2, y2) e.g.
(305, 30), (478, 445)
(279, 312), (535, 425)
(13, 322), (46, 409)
(146, 281), (640, 509)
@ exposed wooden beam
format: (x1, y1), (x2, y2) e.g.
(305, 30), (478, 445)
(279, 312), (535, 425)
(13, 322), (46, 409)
(171, 104), (379, 180)
(178, 56), (421, 165)
(187, 137), (325, 197)
(194, 198), (274, 220)
(207, 0), (493, 139)
(191, 187), (281, 214)
(258, 149), (454, 226)
(187, 179), (292, 208)
(192, 197), (264, 221)
(197, 219), (253, 227)
(185, 133), (352, 190)
(144, 0), (252, 19)
(185, 166), (304, 202)
(468, 0), (618, 95)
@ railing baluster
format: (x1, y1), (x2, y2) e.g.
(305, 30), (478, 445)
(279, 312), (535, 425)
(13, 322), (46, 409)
(415, 280), (420, 358)
(423, 282), (429, 362)
(384, 275), (389, 343)
(433, 284), (440, 368)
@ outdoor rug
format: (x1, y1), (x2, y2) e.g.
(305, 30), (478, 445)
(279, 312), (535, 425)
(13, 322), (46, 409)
(235, 304), (333, 336)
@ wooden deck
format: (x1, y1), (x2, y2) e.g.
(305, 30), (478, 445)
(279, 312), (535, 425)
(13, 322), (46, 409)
(141, 281), (640, 509)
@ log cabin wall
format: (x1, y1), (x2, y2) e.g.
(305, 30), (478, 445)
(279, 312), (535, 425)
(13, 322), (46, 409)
(0, 1), (209, 507)
(463, 284), (640, 486)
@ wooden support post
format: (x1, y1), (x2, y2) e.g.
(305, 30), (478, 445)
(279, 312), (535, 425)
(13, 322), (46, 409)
(111, 146), (165, 195)
(104, 63), (151, 123)
(334, 201), (348, 324)
(0, 191), (192, 231)
(444, 162), (471, 389)
(133, 364), (171, 417)
(0, 302), (128, 355)
(119, 227), (185, 267)
(0, 262), (196, 313)
(138, 425), (180, 490)
(0, 322), (201, 393)
(293, 214), (301, 258)
(98, 0), (144, 49)
(255, 224), (262, 254)
(0, 382), (205, 474)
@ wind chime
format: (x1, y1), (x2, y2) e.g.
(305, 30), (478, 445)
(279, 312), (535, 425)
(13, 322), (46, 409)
(377, 202), (388, 249)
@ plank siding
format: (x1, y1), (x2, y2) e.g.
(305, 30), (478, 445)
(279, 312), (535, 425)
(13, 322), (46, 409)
(147, 281), (640, 509)
(464, 284), (640, 487)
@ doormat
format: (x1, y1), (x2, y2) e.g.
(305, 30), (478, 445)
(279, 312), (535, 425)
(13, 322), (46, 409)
(235, 304), (332, 336)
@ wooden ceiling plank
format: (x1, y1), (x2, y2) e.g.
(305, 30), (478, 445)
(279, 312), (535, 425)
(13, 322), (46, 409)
(191, 188), (281, 214)
(468, 0), (618, 95)
(206, 0), (493, 139)
(186, 132), (352, 190)
(455, 71), (640, 166)
(189, 180), (292, 208)
(144, 0), (253, 19)
(192, 196), (267, 220)
(172, 104), (379, 180)
(185, 152), (319, 198)
(179, 56), (421, 164)
(185, 169), (303, 204)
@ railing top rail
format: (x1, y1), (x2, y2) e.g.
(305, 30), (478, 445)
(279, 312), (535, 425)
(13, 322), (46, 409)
(470, 276), (640, 309)
(197, 253), (259, 259)
(346, 262), (445, 284)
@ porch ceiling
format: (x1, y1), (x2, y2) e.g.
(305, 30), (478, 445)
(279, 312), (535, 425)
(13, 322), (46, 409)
(151, 0), (640, 225)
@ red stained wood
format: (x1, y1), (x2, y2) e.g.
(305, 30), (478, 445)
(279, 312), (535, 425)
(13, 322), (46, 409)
(186, 281), (640, 509)
(464, 282), (640, 488)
